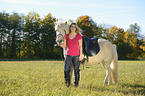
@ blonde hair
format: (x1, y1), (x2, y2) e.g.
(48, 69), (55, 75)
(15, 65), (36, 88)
(69, 23), (80, 34)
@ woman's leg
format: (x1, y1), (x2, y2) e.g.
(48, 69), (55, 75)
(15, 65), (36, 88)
(73, 56), (81, 86)
(64, 55), (73, 87)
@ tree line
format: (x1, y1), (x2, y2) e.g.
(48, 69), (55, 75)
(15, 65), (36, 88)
(0, 11), (144, 60)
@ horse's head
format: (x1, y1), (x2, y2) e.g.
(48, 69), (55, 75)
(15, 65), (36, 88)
(55, 21), (83, 45)
(55, 21), (70, 45)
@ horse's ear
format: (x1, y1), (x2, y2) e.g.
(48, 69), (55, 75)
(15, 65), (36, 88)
(65, 21), (67, 25)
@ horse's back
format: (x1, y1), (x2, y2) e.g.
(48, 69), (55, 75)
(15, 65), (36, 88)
(89, 39), (115, 63)
(98, 39), (115, 52)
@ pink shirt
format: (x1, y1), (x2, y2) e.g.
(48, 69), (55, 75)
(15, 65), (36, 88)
(65, 33), (82, 56)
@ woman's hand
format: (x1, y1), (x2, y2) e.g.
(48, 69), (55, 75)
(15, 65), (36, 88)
(79, 55), (83, 61)
(59, 42), (64, 48)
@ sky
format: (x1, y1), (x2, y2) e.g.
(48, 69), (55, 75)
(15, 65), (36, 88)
(0, 0), (145, 35)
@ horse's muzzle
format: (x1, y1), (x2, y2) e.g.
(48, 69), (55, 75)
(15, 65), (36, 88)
(55, 40), (63, 46)
(54, 44), (59, 46)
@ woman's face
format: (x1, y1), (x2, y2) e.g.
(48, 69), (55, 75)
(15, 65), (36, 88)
(71, 24), (76, 32)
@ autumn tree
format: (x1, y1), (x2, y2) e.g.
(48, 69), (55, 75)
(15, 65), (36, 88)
(125, 23), (144, 59)
(104, 26), (133, 59)
(76, 15), (98, 38)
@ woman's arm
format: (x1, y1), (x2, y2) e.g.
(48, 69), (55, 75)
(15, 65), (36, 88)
(60, 38), (67, 50)
(63, 38), (67, 50)
(79, 39), (83, 61)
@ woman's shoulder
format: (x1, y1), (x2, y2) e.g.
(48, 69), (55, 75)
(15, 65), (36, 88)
(77, 33), (82, 37)
(65, 34), (69, 37)
(77, 33), (82, 39)
(66, 34), (69, 35)
(65, 34), (69, 39)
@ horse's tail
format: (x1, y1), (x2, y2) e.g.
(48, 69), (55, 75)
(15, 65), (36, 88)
(110, 45), (119, 84)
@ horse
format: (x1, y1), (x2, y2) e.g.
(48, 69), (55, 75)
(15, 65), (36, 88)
(55, 21), (119, 85)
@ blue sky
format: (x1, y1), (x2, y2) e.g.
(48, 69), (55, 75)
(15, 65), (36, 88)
(0, 0), (145, 35)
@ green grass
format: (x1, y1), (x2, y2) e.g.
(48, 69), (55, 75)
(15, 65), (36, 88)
(0, 60), (145, 96)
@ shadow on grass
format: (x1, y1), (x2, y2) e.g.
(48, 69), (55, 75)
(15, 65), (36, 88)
(83, 83), (145, 95)
(120, 83), (145, 95)
(121, 83), (145, 88)
(0, 58), (62, 61)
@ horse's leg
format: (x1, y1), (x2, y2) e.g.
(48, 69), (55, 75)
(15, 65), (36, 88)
(102, 60), (112, 85)
(108, 67), (112, 85)
(104, 69), (108, 85)
(104, 68), (112, 85)
(104, 71), (108, 85)
(101, 61), (108, 85)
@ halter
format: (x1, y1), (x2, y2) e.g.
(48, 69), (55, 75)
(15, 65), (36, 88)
(56, 30), (66, 41)
(57, 33), (65, 39)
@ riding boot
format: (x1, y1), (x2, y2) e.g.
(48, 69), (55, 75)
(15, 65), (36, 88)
(64, 71), (70, 87)
(74, 69), (80, 87)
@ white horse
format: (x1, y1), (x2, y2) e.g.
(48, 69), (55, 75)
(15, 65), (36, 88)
(55, 21), (119, 85)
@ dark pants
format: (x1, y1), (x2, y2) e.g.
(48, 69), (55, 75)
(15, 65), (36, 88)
(64, 55), (80, 72)
(64, 55), (80, 87)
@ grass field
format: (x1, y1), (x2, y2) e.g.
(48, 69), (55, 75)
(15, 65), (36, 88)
(0, 60), (145, 96)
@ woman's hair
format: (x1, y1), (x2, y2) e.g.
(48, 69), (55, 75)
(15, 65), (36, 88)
(69, 23), (80, 34)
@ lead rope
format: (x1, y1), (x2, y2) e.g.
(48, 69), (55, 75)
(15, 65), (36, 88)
(81, 56), (87, 70)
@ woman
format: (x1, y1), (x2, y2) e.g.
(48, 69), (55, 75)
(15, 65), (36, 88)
(60, 23), (83, 87)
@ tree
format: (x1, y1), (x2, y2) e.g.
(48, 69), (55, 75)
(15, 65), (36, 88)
(40, 13), (56, 59)
(117, 42), (134, 59)
(0, 12), (24, 58)
(126, 23), (144, 59)
(8, 12), (24, 58)
(0, 12), (9, 57)
(76, 15), (98, 38)
(128, 23), (141, 39)
(106, 26), (134, 59)
(23, 12), (41, 58)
